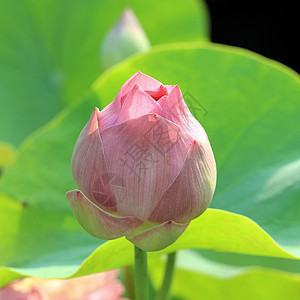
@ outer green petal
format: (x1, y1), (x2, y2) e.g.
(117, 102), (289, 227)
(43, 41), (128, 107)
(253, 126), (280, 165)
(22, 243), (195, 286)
(66, 190), (142, 240)
(126, 220), (188, 251)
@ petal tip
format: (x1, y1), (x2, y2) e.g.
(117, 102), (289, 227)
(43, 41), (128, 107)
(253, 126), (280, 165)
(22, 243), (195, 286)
(93, 107), (100, 116)
(148, 113), (157, 122)
(66, 189), (82, 203)
(132, 83), (140, 90)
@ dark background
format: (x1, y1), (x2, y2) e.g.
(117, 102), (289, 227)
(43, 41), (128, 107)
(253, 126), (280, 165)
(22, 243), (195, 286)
(205, 0), (299, 73)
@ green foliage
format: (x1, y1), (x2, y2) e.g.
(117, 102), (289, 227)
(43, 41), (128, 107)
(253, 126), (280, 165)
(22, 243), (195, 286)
(150, 252), (300, 300)
(0, 0), (208, 146)
(0, 44), (299, 295)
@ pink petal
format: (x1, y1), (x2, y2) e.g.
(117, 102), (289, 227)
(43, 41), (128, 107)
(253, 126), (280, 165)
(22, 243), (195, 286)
(42, 270), (127, 300)
(160, 85), (208, 141)
(0, 284), (27, 300)
(115, 72), (163, 103)
(114, 84), (161, 125)
(98, 72), (165, 132)
(98, 100), (122, 133)
(89, 283), (126, 300)
(126, 220), (188, 251)
(149, 140), (217, 223)
(66, 190), (142, 240)
(0, 271), (128, 300)
(157, 95), (167, 107)
(100, 114), (193, 220)
(71, 108), (120, 212)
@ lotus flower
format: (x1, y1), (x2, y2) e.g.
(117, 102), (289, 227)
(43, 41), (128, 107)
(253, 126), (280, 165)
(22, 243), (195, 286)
(0, 270), (127, 300)
(67, 72), (216, 251)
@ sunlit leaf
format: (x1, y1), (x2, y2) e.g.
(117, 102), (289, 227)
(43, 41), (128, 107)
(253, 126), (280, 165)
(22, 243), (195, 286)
(0, 43), (299, 287)
(150, 252), (300, 300)
(0, 142), (16, 168)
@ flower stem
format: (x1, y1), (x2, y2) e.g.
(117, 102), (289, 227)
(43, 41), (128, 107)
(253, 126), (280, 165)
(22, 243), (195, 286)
(123, 265), (135, 300)
(134, 245), (148, 300)
(156, 252), (177, 300)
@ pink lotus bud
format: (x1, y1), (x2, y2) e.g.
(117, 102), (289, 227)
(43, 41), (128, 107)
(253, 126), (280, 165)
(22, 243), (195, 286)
(67, 72), (217, 251)
(100, 8), (151, 70)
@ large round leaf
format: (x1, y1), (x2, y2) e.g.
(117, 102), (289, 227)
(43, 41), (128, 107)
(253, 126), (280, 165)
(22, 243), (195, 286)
(150, 252), (300, 300)
(92, 43), (300, 257)
(0, 43), (299, 287)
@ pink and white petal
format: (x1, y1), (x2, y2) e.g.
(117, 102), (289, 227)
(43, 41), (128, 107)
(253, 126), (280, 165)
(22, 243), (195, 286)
(126, 220), (189, 252)
(115, 72), (163, 103)
(71, 108), (119, 211)
(0, 283), (27, 300)
(98, 72), (165, 132)
(98, 100), (122, 133)
(160, 85), (208, 142)
(43, 270), (126, 300)
(71, 108), (101, 197)
(114, 84), (161, 125)
(90, 283), (126, 300)
(67, 190), (142, 240)
(100, 114), (193, 220)
(149, 140), (217, 223)
(157, 95), (167, 107)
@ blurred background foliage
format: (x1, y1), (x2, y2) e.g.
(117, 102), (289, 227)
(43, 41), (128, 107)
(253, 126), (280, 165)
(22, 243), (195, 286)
(0, 0), (208, 147)
(0, 0), (299, 299)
